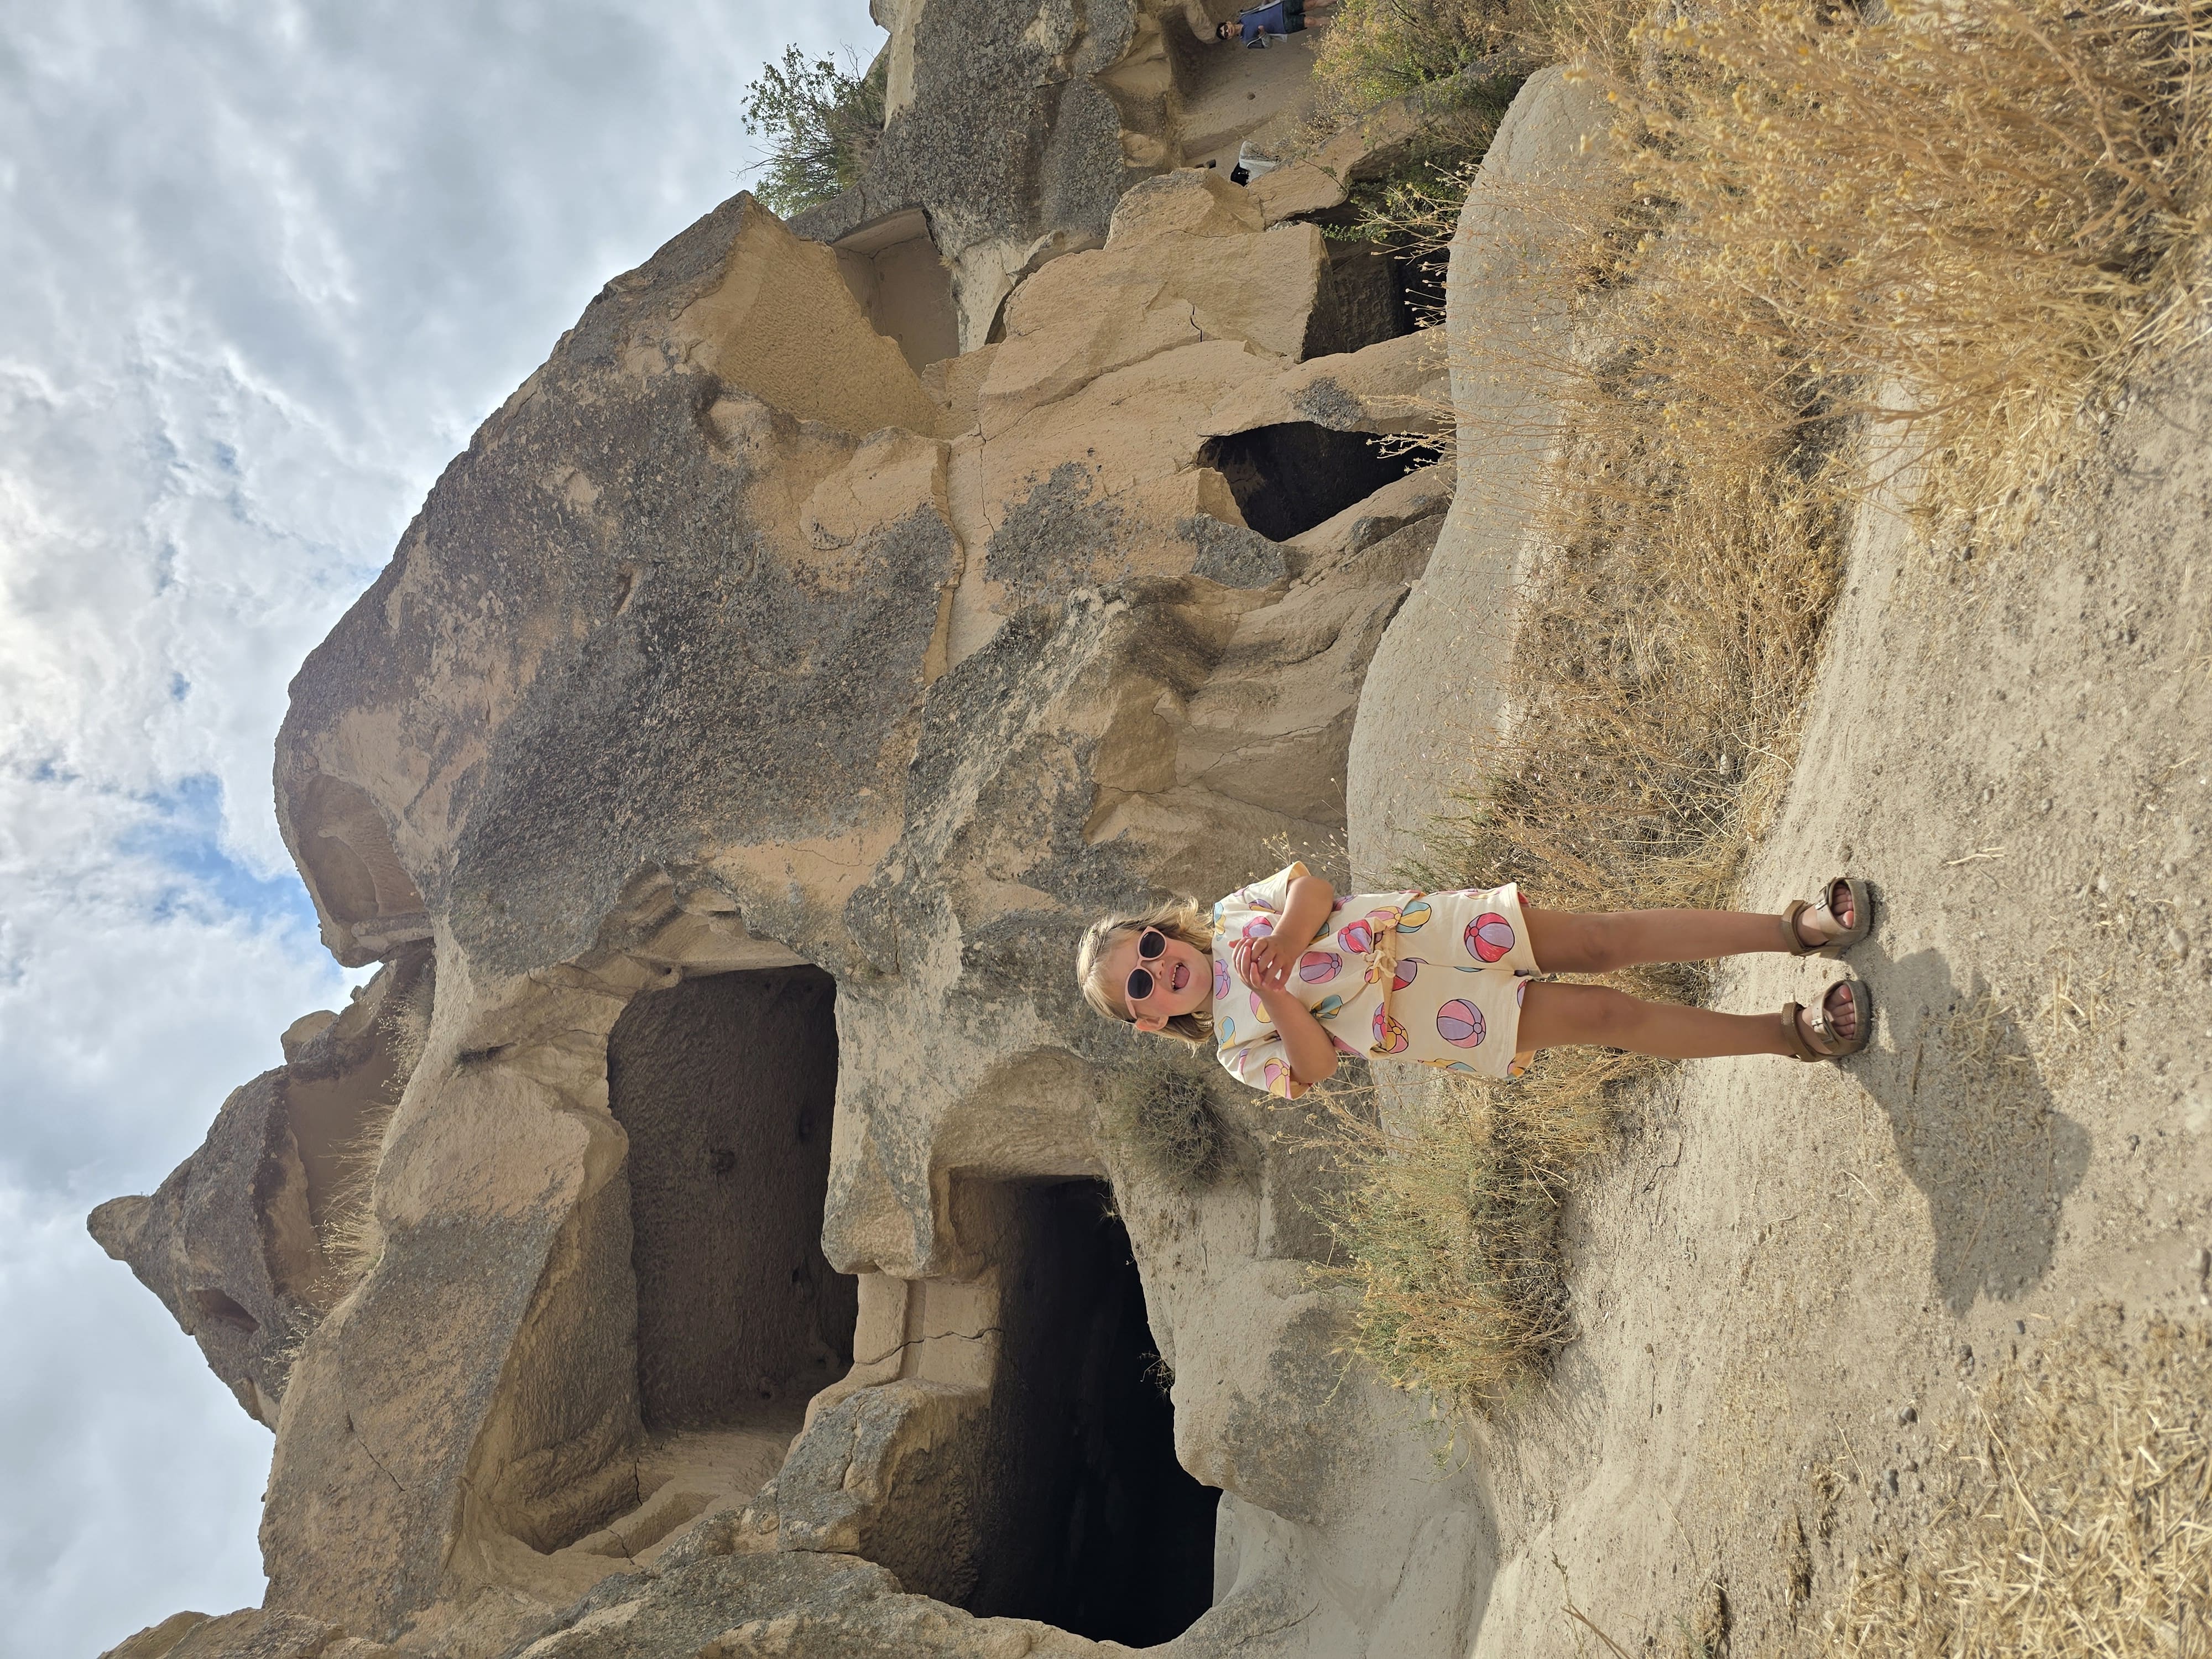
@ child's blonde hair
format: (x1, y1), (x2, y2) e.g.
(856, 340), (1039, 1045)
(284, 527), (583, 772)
(1076, 897), (1215, 1045)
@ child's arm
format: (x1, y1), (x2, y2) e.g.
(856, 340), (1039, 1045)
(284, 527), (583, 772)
(1240, 872), (1335, 987)
(1255, 984), (1337, 1096)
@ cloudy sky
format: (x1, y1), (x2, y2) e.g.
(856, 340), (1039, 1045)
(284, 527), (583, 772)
(0, 3), (874, 1652)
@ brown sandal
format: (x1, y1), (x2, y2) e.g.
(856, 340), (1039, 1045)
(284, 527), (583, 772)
(1782, 979), (1871, 1061)
(1781, 875), (1874, 959)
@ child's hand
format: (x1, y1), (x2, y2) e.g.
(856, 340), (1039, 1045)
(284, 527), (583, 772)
(1233, 933), (1296, 989)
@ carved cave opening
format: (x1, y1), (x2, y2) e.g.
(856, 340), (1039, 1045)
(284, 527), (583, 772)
(606, 966), (857, 1430)
(1303, 236), (1417, 358)
(834, 208), (962, 374)
(1199, 421), (1437, 542)
(972, 1179), (1219, 1647)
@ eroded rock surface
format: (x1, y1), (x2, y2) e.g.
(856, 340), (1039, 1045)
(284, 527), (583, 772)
(91, 116), (1491, 1653)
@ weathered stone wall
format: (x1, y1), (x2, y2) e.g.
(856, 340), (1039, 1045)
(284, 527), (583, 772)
(92, 63), (1616, 1659)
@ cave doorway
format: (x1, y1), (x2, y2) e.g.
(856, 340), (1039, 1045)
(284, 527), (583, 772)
(972, 1180), (1218, 1646)
(605, 966), (857, 1430)
(1199, 421), (1438, 542)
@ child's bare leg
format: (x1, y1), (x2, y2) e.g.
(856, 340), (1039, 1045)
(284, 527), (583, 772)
(1525, 880), (1856, 973)
(1517, 980), (1860, 1060)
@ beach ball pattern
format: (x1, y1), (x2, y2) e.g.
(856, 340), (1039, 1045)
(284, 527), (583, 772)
(1299, 951), (1342, 984)
(1338, 919), (1374, 954)
(1437, 998), (1487, 1048)
(1312, 994), (1345, 1020)
(1251, 993), (1272, 1024)
(1466, 912), (1516, 963)
(1371, 1006), (1409, 1054)
(1397, 898), (1432, 932)
(1262, 1059), (1287, 1093)
(1243, 916), (1274, 940)
(1214, 960), (1232, 1000)
(1220, 1016), (1236, 1041)
(1516, 979), (1529, 1006)
(1392, 957), (1423, 993)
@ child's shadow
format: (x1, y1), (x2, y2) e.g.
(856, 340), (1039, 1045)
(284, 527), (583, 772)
(1849, 939), (2091, 1315)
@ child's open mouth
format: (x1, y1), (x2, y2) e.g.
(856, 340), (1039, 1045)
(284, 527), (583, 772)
(1170, 960), (1190, 993)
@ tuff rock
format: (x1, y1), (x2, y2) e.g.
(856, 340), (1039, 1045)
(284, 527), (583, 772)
(95, 36), (1607, 1659)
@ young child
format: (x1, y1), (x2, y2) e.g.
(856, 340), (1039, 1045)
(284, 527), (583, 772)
(1076, 863), (1871, 1098)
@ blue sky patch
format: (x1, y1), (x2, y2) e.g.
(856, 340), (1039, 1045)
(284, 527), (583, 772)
(119, 774), (318, 933)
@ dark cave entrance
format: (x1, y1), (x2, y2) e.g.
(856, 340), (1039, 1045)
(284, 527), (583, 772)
(971, 1180), (1219, 1646)
(606, 966), (857, 1428)
(1199, 421), (1438, 542)
(1304, 236), (1416, 358)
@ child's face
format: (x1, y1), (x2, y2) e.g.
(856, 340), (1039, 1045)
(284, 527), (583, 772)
(1104, 928), (1211, 1033)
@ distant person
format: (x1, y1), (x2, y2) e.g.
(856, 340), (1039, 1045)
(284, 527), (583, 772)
(1216, 0), (1334, 46)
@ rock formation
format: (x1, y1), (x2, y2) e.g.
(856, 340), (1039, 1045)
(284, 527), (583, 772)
(93, 30), (1609, 1659)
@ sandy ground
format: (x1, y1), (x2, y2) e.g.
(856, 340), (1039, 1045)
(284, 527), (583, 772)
(1176, 20), (1331, 174)
(1431, 343), (2212, 1653)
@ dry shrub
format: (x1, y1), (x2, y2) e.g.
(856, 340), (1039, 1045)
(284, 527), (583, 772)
(1100, 1047), (1234, 1191)
(316, 1107), (397, 1288)
(1311, 1061), (1621, 1406)
(1578, 0), (2212, 518)
(1827, 1315), (2212, 1657)
(1312, 0), (1545, 120)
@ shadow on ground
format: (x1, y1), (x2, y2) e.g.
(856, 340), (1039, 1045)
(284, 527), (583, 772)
(1850, 939), (2092, 1313)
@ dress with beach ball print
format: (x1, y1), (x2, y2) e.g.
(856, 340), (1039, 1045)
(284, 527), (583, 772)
(1211, 861), (1543, 1097)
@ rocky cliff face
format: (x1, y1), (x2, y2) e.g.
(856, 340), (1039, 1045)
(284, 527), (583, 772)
(93, 29), (1604, 1659)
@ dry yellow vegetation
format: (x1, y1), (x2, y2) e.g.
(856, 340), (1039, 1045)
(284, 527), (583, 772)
(1317, 0), (2212, 1412)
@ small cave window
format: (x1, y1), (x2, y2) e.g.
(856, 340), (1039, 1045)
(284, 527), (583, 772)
(606, 967), (856, 1430)
(1199, 422), (1437, 542)
(833, 209), (961, 374)
(968, 1180), (1219, 1646)
(191, 1286), (259, 1335)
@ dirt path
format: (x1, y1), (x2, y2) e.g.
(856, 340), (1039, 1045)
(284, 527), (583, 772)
(1456, 349), (2212, 1652)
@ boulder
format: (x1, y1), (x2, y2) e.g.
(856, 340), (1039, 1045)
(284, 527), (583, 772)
(97, 1611), (394, 1659)
(1345, 67), (1611, 885)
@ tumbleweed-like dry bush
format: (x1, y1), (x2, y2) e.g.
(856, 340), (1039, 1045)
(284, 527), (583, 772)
(1099, 1045), (1237, 1191)
(1824, 1315), (2212, 1658)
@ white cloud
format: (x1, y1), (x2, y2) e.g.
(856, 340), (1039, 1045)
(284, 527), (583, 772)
(0, 1), (878, 1652)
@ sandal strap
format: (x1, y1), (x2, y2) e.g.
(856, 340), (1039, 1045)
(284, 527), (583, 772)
(1780, 899), (1819, 957)
(1780, 1000), (1822, 1061)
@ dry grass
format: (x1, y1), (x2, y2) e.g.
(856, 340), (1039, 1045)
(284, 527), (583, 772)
(1321, 313), (1849, 1407)
(1314, 0), (2212, 1411)
(1310, 1065), (1610, 1407)
(1574, 0), (2212, 521)
(1824, 1314), (2212, 1657)
(313, 978), (432, 1290)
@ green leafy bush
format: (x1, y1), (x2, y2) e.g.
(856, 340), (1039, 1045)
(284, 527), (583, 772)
(741, 45), (887, 218)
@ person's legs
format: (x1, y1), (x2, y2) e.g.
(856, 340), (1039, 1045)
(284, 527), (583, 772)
(1524, 879), (1859, 973)
(1517, 979), (1861, 1060)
